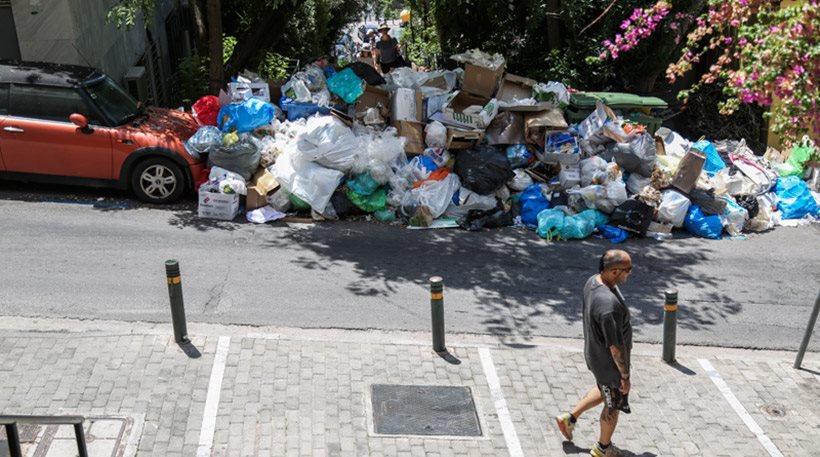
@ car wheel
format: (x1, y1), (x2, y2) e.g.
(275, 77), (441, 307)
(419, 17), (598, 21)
(131, 157), (186, 204)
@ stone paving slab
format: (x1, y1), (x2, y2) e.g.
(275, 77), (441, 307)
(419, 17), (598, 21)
(0, 317), (818, 457)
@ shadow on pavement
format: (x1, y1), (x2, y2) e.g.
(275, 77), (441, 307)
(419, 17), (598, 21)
(259, 222), (742, 340)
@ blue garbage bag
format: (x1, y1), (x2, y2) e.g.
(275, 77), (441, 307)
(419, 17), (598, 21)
(691, 139), (726, 176)
(775, 176), (820, 219)
(536, 208), (566, 240)
(327, 68), (364, 104)
(218, 98), (275, 132)
(684, 205), (723, 239)
(561, 210), (608, 240)
(520, 184), (550, 227)
(347, 173), (380, 196)
(506, 145), (532, 169)
(597, 224), (628, 244)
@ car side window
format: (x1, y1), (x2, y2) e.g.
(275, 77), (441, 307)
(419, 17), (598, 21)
(0, 83), (9, 115)
(9, 84), (101, 124)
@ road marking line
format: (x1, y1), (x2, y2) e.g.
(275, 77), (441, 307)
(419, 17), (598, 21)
(698, 358), (784, 457)
(197, 336), (230, 457)
(479, 347), (524, 457)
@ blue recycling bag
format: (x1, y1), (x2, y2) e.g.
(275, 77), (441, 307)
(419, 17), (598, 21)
(684, 205), (723, 239)
(691, 139), (725, 176)
(218, 97), (275, 132)
(775, 176), (820, 219)
(327, 68), (364, 104)
(506, 145), (532, 169)
(519, 184), (550, 227)
(597, 224), (628, 243)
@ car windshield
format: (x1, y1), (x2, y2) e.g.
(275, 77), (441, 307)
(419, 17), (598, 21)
(83, 76), (140, 125)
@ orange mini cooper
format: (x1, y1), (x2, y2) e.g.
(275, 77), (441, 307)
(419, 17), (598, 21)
(0, 61), (205, 204)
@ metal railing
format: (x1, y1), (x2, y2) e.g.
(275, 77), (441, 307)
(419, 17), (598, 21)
(0, 415), (88, 457)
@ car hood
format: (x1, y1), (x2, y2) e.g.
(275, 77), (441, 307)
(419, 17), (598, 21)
(135, 107), (200, 140)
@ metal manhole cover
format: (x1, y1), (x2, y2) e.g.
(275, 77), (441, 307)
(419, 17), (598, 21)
(371, 384), (481, 436)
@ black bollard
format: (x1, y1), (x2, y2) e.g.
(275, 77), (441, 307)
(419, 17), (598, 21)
(794, 291), (820, 369)
(165, 260), (190, 344)
(662, 289), (678, 364)
(430, 276), (446, 353)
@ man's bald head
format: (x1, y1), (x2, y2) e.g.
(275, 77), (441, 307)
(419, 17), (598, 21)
(599, 250), (632, 273)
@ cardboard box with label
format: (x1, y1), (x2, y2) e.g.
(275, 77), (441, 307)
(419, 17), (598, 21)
(441, 91), (498, 130)
(393, 120), (425, 155)
(198, 189), (240, 220)
(463, 63), (505, 98)
(391, 88), (423, 122)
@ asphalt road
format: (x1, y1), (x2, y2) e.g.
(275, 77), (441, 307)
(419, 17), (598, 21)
(1, 182), (819, 351)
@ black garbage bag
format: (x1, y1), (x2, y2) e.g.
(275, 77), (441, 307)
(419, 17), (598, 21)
(342, 62), (386, 86)
(458, 206), (514, 231)
(736, 194), (759, 219)
(609, 199), (654, 237)
(690, 188), (727, 215)
(454, 145), (514, 195)
(331, 190), (366, 219)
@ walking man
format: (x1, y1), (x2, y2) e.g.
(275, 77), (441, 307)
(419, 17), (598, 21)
(556, 249), (634, 457)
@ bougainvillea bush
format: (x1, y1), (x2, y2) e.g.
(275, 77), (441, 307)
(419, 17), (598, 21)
(601, 0), (819, 146)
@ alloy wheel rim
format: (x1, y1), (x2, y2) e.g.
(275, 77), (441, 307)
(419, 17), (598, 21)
(140, 164), (177, 199)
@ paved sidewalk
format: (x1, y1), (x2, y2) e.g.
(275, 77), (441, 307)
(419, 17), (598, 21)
(0, 317), (818, 457)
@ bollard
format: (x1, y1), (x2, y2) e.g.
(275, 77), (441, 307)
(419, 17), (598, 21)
(430, 276), (446, 353)
(662, 289), (678, 364)
(165, 260), (190, 344)
(794, 291), (820, 369)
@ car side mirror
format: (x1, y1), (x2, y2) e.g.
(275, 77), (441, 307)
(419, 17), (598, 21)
(70, 113), (89, 129)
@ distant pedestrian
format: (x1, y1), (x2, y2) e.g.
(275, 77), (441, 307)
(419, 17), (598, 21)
(555, 249), (634, 457)
(373, 24), (406, 74)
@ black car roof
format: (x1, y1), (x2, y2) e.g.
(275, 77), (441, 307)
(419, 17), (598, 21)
(0, 60), (102, 87)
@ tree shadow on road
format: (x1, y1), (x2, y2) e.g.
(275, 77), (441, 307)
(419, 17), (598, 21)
(260, 221), (741, 341)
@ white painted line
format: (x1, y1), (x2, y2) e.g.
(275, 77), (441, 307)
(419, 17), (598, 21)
(197, 336), (231, 457)
(698, 358), (784, 457)
(479, 347), (524, 457)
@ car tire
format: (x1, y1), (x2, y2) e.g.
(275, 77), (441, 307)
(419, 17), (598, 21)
(130, 157), (186, 204)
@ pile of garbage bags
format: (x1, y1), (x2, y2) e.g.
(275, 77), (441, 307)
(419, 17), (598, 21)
(187, 52), (820, 241)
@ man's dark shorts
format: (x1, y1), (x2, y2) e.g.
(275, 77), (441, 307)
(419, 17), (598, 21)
(598, 383), (631, 414)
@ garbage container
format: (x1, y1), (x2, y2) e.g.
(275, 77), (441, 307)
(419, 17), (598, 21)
(567, 91), (668, 134)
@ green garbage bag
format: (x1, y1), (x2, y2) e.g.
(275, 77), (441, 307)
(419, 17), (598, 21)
(289, 193), (311, 211)
(776, 145), (815, 177)
(346, 187), (387, 213)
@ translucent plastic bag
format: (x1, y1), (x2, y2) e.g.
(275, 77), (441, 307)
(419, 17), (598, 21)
(507, 169), (534, 192)
(400, 173), (461, 218)
(326, 68), (364, 104)
(295, 116), (358, 172)
(425, 121), (447, 148)
(506, 145), (532, 169)
(271, 148), (344, 213)
(185, 126), (223, 158)
(657, 190), (692, 228)
(444, 187), (498, 219)
(720, 196), (749, 235)
(533, 81), (569, 107)
(208, 136), (261, 180)
(626, 173), (651, 195)
(352, 128), (408, 184)
(580, 156), (608, 187)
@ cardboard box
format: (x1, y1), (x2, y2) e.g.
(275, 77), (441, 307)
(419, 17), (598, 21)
(463, 62), (505, 98)
(245, 168), (280, 212)
(198, 189), (240, 220)
(525, 109), (568, 147)
(355, 85), (391, 119)
(391, 88), (423, 122)
(393, 120), (425, 155)
(446, 127), (484, 150)
(497, 74), (554, 112)
(227, 82), (271, 102)
(441, 91), (498, 130)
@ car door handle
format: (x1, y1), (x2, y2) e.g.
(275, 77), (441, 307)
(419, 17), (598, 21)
(3, 126), (25, 133)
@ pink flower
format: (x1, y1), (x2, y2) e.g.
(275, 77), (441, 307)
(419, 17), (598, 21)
(794, 65), (805, 76)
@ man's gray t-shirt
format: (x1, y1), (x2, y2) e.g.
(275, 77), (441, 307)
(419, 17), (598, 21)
(582, 275), (633, 385)
(376, 37), (398, 63)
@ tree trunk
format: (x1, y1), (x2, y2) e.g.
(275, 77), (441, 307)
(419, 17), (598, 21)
(224, 6), (300, 78)
(207, 0), (223, 93)
(189, 0), (208, 56)
(546, 0), (561, 50)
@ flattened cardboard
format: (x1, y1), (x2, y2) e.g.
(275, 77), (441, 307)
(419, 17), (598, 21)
(446, 127), (484, 150)
(393, 120), (426, 154)
(391, 88), (423, 122)
(525, 109), (568, 147)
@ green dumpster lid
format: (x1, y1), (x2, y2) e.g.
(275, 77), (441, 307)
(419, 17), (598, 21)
(570, 91), (668, 109)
